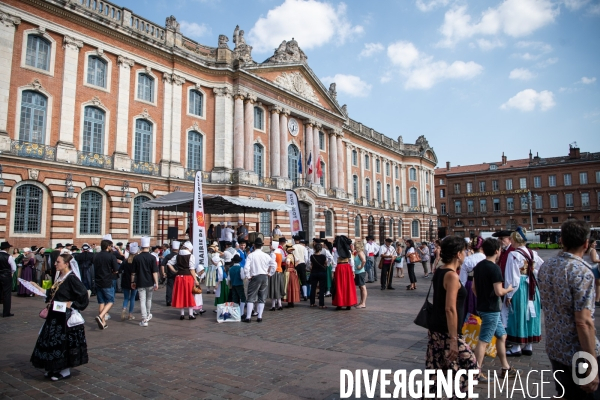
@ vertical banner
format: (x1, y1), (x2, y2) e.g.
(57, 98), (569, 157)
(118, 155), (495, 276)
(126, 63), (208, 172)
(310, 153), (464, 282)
(193, 171), (207, 269)
(285, 189), (303, 236)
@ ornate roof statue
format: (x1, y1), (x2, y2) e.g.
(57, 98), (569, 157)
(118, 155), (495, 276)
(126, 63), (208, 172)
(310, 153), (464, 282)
(218, 35), (229, 49)
(274, 71), (320, 104)
(415, 135), (429, 149)
(232, 25), (254, 64)
(264, 38), (308, 63)
(165, 15), (180, 32)
(328, 83), (337, 102)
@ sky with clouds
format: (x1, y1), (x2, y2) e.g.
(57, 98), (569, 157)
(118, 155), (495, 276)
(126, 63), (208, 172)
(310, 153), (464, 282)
(115, 0), (599, 166)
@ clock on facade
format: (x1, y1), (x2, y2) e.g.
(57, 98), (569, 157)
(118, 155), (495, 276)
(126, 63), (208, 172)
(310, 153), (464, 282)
(288, 118), (299, 136)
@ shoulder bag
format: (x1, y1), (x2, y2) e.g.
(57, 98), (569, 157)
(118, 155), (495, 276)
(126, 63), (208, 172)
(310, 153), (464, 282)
(39, 278), (67, 319)
(407, 250), (421, 263)
(413, 280), (434, 329)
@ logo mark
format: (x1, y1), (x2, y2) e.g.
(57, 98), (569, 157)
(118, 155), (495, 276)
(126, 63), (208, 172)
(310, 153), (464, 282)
(572, 351), (598, 385)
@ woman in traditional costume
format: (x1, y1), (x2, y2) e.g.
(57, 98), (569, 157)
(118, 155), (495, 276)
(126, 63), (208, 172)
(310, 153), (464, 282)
(204, 244), (220, 294)
(459, 236), (485, 320)
(18, 248), (36, 296)
(332, 235), (357, 310)
(169, 241), (201, 320)
(284, 244), (300, 308)
(269, 242), (286, 311)
(30, 253), (89, 381)
(503, 230), (543, 357)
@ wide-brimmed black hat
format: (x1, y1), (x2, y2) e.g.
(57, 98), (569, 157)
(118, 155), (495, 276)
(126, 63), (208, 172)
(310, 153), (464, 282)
(232, 254), (242, 263)
(312, 238), (323, 243)
(254, 238), (264, 247)
(55, 243), (64, 249)
(292, 235), (302, 241)
(492, 230), (513, 238)
(0, 241), (12, 249)
(366, 235), (374, 240)
(278, 237), (287, 243)
(385, 238), (393, 243)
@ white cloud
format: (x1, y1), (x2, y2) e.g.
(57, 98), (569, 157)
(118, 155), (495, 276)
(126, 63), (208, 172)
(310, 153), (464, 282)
(589, 4), (600, 14)
(562, 0), (590, 10)
(416, 0), (449, 12)
(509, 68), (535, 80)
(248, 0), (363, 53)
(512, 40), (553, 60)
(501, 89), (555, 111)
(387, 41), (483, 89)
(475, 38), (505, 50)
(437, 0), (559, 48)
(359, 42), (384, 58)
(321, 74), (372, 97)
(535, 57), (558, 68)
(581, 76), (597, 84)
(179, 21), (211, 39)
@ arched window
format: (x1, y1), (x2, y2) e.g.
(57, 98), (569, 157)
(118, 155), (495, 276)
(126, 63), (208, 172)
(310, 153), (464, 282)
(80, 191), (102, 235)
(254, 143), (264, 178)
(352, 149), (357, 166)
(386, 162), (390, 176)
(398, 219), (403, 238)
(379, 217), (385, 243)
(411, 220), (420, 238)
(410, 188), (418, 207)
(365, 179), (371, 201)
(395, 186), (400, 205)
(87, 56), (107, 88)
(288, 144), (299, 181)
(187, 131), (203, 170)
(254, 106), (264, 130)
(134, 119), (152, 162)
(189, 89), (204, 116)
(82, 106), (105, 154)
(353, 175), (359, 200)
(137, 73), (154, 102)
(319, 131), (325, 150)
(376, 159), (380, 173)
(19, 91), (47, 143)
(26, 35), (50, 71)
(133, 196), (151, 236)
(354, 215), (361, 238)
(325, 210), (333, 237)
(368, 215), (375, 237)
(376, 181), (381, 202)
(409, 167), (417, 181)
(386, 184), (391, 204)
(320, 160), (326, 186)
(389, 218), (394, 238)
(365, 154), (370, 169)
(14, 184), (43, 233)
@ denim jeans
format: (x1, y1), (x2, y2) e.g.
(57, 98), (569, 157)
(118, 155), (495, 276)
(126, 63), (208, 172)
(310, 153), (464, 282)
(365, 257), (375, 282)
(138, 287), (153, 320)
(122, 288), (137, 313)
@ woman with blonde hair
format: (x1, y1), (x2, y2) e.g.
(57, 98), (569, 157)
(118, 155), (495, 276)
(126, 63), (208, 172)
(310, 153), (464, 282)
(353, 240), (367, 308)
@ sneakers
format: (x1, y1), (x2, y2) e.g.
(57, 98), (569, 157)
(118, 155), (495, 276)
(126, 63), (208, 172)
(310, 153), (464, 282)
(139, 320), (148, 327)
(147, 313), (153, 321)
(499, 367), (519, 378)
(105, 313), (111, 320)
(121, 308), (127, 321)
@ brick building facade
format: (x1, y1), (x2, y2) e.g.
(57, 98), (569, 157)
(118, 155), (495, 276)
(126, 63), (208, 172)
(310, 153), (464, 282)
(435, 146), (600, 240)
(0, 0), (438, 249)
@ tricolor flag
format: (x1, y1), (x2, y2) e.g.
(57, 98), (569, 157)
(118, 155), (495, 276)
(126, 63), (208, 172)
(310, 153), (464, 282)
(316, 155), (323, 179)
(298, 151), (303, 174)
(307, 151), (313, 175)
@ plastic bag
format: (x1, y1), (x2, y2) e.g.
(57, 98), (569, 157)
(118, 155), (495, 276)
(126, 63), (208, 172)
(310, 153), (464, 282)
(461, 313), (497, 358)
(216, 302), (241, 323)
(42, 280), (52, 290)
(67, 309), (85, 327)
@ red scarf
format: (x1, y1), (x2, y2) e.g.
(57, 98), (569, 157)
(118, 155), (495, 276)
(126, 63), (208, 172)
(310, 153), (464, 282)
(498, 245), (515, 278)
(515, 248), (537, 301)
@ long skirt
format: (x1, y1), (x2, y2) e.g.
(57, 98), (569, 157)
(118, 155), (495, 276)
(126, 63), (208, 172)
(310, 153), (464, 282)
(463, 278), (477, 320)
(192, 294), (203, 310)
(214, 280), (230, 306)
(285, 267), (300, 303)
(172, 275), (196, 308)
(18, 266), (35, 296)
(326, 265), (333, 291)
(268, 272), (286, 299)
(205, 265), (217, 288)
(506, 275), (542, 344)
(31, 310), (88, 372)
(425, 331), (478, 399)
(332, 263), (357, 307)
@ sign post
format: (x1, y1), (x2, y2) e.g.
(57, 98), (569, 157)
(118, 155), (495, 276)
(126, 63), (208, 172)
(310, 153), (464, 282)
(285, 189), (303, 236)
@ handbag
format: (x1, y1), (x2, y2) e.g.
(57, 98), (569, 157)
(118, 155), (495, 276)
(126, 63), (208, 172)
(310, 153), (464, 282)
(192, 277), (203, 294)
(67, 309), (85, 327)
(414, 281), (434, 329)
(394, 256), (403, 263)
(408, 251), (421, 263)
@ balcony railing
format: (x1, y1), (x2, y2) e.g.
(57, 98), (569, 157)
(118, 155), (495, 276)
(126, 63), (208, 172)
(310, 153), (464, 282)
(77, 151), (113, 169)
(258, 177), (278, 189)
(131, 160), (160, 176)
(10, 140), (56, 161)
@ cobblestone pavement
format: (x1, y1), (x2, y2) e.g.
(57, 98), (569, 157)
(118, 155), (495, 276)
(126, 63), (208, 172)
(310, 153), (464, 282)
(0, 249), (596, 399)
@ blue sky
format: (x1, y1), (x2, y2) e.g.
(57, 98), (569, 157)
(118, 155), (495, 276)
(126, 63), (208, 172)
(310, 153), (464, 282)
(116, 0), (599, 166)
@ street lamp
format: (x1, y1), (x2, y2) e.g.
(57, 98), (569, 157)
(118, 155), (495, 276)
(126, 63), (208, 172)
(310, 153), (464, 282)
(121, 180), (131, 203)
(521, 191), (534, 232)
(0, 165), (5, 193)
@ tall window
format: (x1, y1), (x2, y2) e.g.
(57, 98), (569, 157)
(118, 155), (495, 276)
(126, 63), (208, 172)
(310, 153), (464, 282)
(14, 184), (43, 233)
(253, 144), (264, 178)
(319, 131), (325, 150)
(376, 181), (382, 202)
(288, 144), (299, 181)
(440, 189), (446, 198)
(549, 175), (556, 187)
(521, 196), (528, 210)
(454, 183), (460, 194)
(455, 200), (462, 213)
(550, 194), (558, 208)
(410, 188), (418, 207)
(425, 171), (429, 184)
(365, 179), (371, 201)
(133, 196), (151, 236)
(352, 150), (357, 166)
(582, 193), (590, 207)
(134, 119), (152, 162)
(189, 90), (204, 116)
(564, 173), (572, 186)
(580, 172), (588, 184)
(411, 220), (419, 238)
(320, 161), (326, 186)
(353, 175), (359, 200)
(535, 195), (543, 209)
(565, 193), (574, 207)
(398, 219), (403, 238)
(596, 171), (600, 183)
(254, 107), (264, 129)
(137, 73), (154, 102)
(395, 166), (399, 179)
(386, 162), (390, 176)
(80, 191), (102, 235)
(534, 176), (541, 188)
(467, 200), (474, 213)
(409, 167), (417, 181)
(441, 203), (446, 214)
(368, 216), (375, 237)
(259, 212), (271, 236)
(386, 184), (391, 204)
(187, 131), (203, 171)
(19, 91), (47, 143)
(26, 35), (50, 71)
(87, 56), (107, 88)
(492, 180), (499, 191)
(376, 159), (381, 173)
(493, 198), (500, 211)
(480, 199), (487, 212)
(395, 186), (399, 204)
(82, 106), (105, 154)
(505, 179), (513, 190)
(507, 197), (514, 211)
(519, 177), (527, 189)
(479, 181), (486, 192)
(426, 190), (430, 207)
(389, 218), (394, 237)
(466, 183), (473, 193)
(354, 215), (361, 237)
(325, 210), (333, 237)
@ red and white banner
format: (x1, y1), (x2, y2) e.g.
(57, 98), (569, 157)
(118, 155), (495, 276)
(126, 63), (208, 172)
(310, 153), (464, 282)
(285, 189), (303, 236)
(193, 171), (207, 269)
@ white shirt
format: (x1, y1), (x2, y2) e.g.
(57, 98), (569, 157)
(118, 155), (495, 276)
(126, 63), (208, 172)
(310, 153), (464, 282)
(167, 249), (197, 271)
(365, 242), (380, 257)
(224, 228), (235, 241)
(244, 249), (277, 278)
(504, 246), (544, 300)
(1, 250), (17, 273)
(323, 249), (334, 266)
(332, 248), (355, 272)
(459, 252), (486, 285)
(379, 244), (397, 258)
(292, 244), (306, 266)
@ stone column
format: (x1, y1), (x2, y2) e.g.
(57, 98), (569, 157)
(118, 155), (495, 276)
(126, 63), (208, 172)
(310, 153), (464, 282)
(233, 91), (245, 170)
(371, 154), (376, 201)
(346, 144), (352, 196)
(337, 131), (345, 190)
(392, 162), (397, 206)
(160, 73), (173, 176)
(170, 74), (184, 165)
(313, 123), (321, 183)
(114, 55), (134, 170)
(56, 36), (83, 163)
(279, 108), (290, 179)
(269, 106), (281, 177)
(328, 131), (338, 189)
(212, 87), (233, 174)
(304, 121), (314, 182)
(0, 12), (20, 147)
(359, 149), (366, 199)
(243, 95), (256, 171)
(401, 165), (407, 207)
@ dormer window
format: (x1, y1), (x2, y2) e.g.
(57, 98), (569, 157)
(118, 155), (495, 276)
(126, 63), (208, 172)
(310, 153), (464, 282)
(489, 164), (498, 170)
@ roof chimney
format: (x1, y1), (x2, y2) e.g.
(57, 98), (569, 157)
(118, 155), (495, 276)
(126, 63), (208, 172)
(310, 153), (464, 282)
(529, 149), (532, 161)
(446, 161), (450, 171)
(501, 152), (507, 166)
(569, 144), (581, 159)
